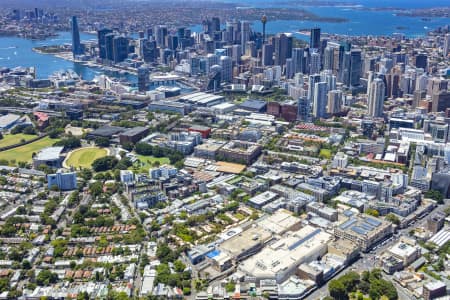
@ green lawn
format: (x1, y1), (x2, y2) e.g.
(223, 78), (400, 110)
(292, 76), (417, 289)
(0, 134), (38, 148)
(0, 136), (60, 164)
(131, 154), (170, 173)
(65, 147), (108, 169)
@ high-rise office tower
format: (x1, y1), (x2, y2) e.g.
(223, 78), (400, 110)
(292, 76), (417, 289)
(349, 49), (362, 87)
(241, 21), (251, 53)
(310, 27), (321, 50)
(112, 36), (129, 63)
(313, 82), (328, 119)
(340, 49), (362, 87)
(308, 74), (321, 101)
(262, 44), (274, 66)
(327, 90), (342, 114)
(141, 39), (157, 63)
(321, 70), (336, 91)
(415, 53), (428, 70)
(432, 91), (450, 112)
(285, 58), (294, 79)
(219, 56), (233, 83)
(211, 17), (221, 33)
(367, 71), (374, 95)
(274, 33), (293, 66)
(297, 96), (310, 121)
(137, 66), (149, 92)
(368, 78), (386, 117)
(154, 25), (168, 47)
(105, 33), (115, 61)
(168, 35), (178, 50)
(70, 16), (83, 58)
(323, 45), (336, 71)
(225, 21), (238, 43)
(309, 51), (321, 75)
(444, 34), (450, 57)
(231, 44), (242, 64)
(292, 48), (305, 74)
(245, 41), (256, 57)
(205, 54), (219, 73)
(98, 28), (113, 59)
(427, 78), (448, 96)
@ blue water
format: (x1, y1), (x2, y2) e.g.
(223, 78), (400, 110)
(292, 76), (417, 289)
(250, 6), (450, 39)
(0, 1), (449, 80)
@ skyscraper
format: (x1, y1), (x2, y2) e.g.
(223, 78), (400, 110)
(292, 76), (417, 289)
(292, 48), (305, 74)
(112, 36), (129, 63)
(310, 27), (321, 50)
(274, 33), (293, 66)
(141, 39), (157, 63)
(308, 74), (321, 101)
(219, 56), (233, 83)
(71, 16), (83, 57)
(285, 58), (294, 79)
(155, 25), (168, 47)
(368, 78), (386, 117)
(349, 49), (362, 87)
(262, 44), (274, 66)
(323, 46), (335, 71)
(297, 96), (310, 122)
(444, 34), (450, 57)
(241, 21), (251, 54)
(309, 51), (321, 75)
(138, 66), (149, 92)
(313, 81), (328, 119)
(98, 28), (113, 59)
(104, 33), (115, 61)
(415, 53), (428, 70)
(327, 90), (342, 114)
(211, 17), (221, 33)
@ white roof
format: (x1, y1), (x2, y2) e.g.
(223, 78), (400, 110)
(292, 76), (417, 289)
(0, 114), (20, 128)
(429, 227), (450, 247)
(35, 147), (64, 161)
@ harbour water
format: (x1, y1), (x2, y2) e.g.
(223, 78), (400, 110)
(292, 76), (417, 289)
(0, 1), (449, 80)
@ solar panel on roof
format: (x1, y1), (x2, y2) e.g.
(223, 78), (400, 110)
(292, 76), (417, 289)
(351, 226), (368, 235)
(343, 210), (354, 217)
(359, 223), (374, 231)
(365, 217), (381, 227)
(340, 218), (357, 230)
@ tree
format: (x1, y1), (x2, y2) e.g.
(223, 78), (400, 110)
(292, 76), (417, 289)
(424, 190), (444, 204)
(365, 208), (379, 217)
(89, 181), (103, 198)
(122, 142), (134, 152)
(95, 137), (110, 147)
(54, 136), (81, 150)
(36, 269), (58, 286)
(385, 213), (400, 225)
(225, 281), (235, 293)
(92, 156), (118, 172)
(22, 259), (32, 269)
(328, 279), (348, 300)
(369, 279), (398, 300)
(78, 168), (93, 180)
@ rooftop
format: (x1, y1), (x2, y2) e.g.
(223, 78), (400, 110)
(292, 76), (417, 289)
(389, 242), (418, 258)
(34, 146), (64, 161)
(219, 225), (272, 258)
(239, 226), (331, 281)
(0, 114), (20, 128)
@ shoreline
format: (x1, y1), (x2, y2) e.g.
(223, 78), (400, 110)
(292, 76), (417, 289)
(31, 47), (139, 76)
